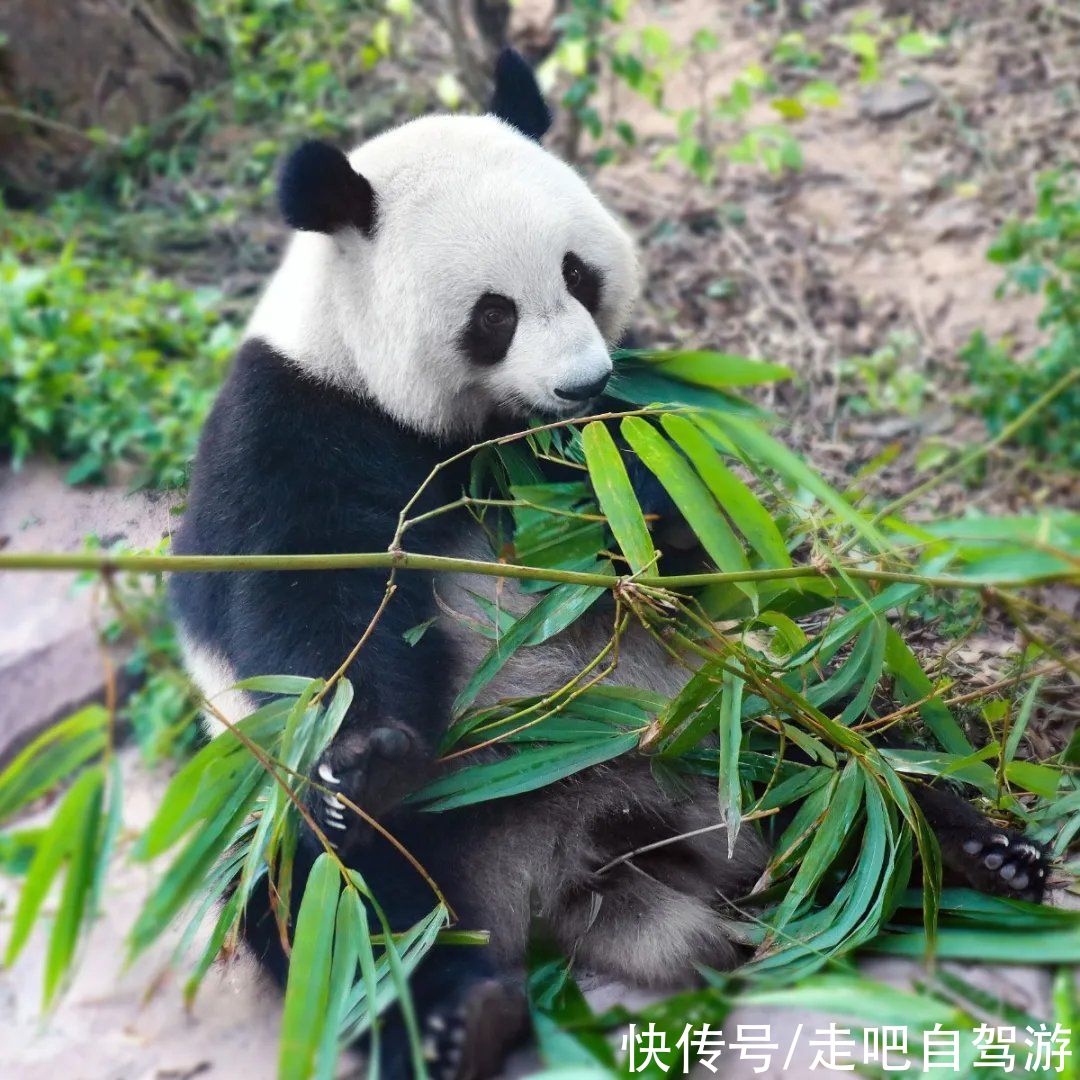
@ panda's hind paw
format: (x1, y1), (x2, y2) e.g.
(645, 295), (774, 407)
(955, 827), (1050, 903)
(420, 978), (529, 1080)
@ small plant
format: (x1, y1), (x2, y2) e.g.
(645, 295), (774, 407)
(839, 330), (931, 416)
(0, 223), (237, 487)
(961, 170), (1080, 470)
(550, 1), (839, 181)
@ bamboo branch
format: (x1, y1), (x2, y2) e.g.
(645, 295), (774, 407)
(1, 547), (1072, 592)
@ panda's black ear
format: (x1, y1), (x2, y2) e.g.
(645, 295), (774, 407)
(490, 48), (552, 142)
(278, 140), (376, 236)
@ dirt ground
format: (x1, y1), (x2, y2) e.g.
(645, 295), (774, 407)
(1, 0), (1078, 1076)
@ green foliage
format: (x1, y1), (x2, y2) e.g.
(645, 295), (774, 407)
(839, 330), (930, 416)
(1, 355), (1077, 1074)
(551, 0), (839, 181)
(962, 170), (1080, 470)
(0, 230), (236, 487)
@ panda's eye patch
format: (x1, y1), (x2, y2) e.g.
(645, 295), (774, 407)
(562, 252), (602, 315)
(461, 292), (518, 366)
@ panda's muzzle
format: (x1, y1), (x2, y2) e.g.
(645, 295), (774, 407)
(554, 371), (610, 402)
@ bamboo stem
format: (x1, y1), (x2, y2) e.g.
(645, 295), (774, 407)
(0, 547), (1074, 591)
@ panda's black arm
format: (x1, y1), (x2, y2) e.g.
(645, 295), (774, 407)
(172, 340), (469, 816)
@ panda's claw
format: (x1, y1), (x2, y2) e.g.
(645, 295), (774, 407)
(317, 762), (340, 786)
(309, 722), (429, 846)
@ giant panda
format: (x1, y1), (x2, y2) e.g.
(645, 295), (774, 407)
(171, 50), (1050, 1080)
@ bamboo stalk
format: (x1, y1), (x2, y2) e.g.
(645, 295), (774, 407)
(0, 547), (1074, 591)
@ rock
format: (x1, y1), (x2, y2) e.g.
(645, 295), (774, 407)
(0, 0), (204, 200)
(860, 79), (936, 122)
(0, 462), (176, 765)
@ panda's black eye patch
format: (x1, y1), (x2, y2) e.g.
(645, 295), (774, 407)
(460, 292), (518, 366)
(563, 252), (602, 316)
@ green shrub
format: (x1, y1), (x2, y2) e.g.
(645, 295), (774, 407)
(0, 238), (236, 487)
(962, 170), (1080, 470)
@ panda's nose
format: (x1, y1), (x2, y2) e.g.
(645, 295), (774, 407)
(554, 371), (611, 402)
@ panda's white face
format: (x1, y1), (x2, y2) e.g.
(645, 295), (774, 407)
(247, 115), (639, 439)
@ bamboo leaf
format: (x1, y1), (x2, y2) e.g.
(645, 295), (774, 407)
(883, 629), (973, 756)
(581, 421), (654, 573)
(279, 853), (341, 1080)
(315, 887), (365, 1080)
(44, 774), (104, 1006)
(4, 766), (103, 968)
(0, 706), (108, 824)
(414, 733), (639, 811)
(451, 582), (605, 716)
(137, 698), (290, 859)
(662, 413), (791, 567)
(621, 416), (756, 606)
(234, 675), (320, 695)
(1005, 676), (1042, 764)
(718, 668), (744, 857)
(700, 412), (893, 553)
(770, 760), (863, 934)
(616, 348), (793, 387)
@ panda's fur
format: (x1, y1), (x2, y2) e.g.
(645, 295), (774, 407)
(171, 50), (1049, 1079)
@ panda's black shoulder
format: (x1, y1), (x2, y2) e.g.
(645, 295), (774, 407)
(177, 338), (461, 556)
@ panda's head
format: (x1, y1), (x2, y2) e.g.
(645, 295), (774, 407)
(248, 50), (639, 439)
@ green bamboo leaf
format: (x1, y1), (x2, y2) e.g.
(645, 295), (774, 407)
(752, 765), (832, 814)
(137, 698), (290, 859)
(43, 774), (104, 1006)
(89, 758), (123, 917)
(1005, 759), (1061, 798)
(883, 628), (973, 756)
(414, 733), (639, 811)
(581, 421), (654, 573)
(0, 706), (108, 823)
(753, 611), (808, 658)
(870, 922), (1080, 962)
(129, 764), (264, 956)
(4, 766), (104, 968)
(718, 668), (744, 856)
(770, 761), (863, 934)
(769, 773), (837, 876)
(621, 416), (755, 606)
(315, 887), (365, 1080)
(736, 972), (961, 1028)
(279, 853), (341, 1080)
(656, 666), (723, 755)
(451, 583), (605, 716)
(700, 412), (893, 553)
(662, 413), (790, 567)
(880, 749), (998, 798)
(616, 348), (792, 386)
(1005, 677), (1042, 764)
(233, 675), (320, 695)
(837, 619), (886, 725)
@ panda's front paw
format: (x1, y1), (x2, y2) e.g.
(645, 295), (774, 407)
(955, 827), (1050, 902)
(311, 723), (429, 843)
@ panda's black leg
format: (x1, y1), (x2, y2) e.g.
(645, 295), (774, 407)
(346, 814), (529, 1080)
(375, 951), (528, 1080)
(913, 784), (1050, 902)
